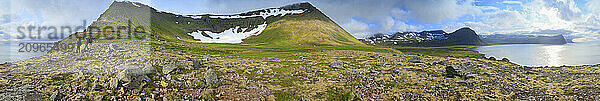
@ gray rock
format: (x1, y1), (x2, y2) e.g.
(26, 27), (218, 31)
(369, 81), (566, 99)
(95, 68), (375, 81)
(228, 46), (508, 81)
(329, 62), (345, 68)
(92, 83), (103, 91)
(162, 64), (180, 74)
(457, 79), (477, 84)
(409, 57), (423, 63)
(299, 97), (310, 101)
(205, 69), (219, 86)
(49, 90), (63, 101)
(369, 54), (381, 58)
(465, 74), (478, 78)
(109, 78), (119, 88)
(0, 85), (43, 101)
(73, 93), (88, 100)
(445, 63), (477, 78)
(485, 95), (498, 101)
(192, 60), (203, 69)
(116, 64), (154, 89)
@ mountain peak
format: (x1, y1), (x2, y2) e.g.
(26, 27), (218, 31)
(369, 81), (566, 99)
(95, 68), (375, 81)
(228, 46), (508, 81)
(70, 1), (364, 46)
(455, 27), (474, 32)
(448, 27), (487, 45)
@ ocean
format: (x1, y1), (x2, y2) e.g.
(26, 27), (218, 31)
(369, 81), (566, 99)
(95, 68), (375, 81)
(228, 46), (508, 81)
(0, 41), (52, 63)
(468, 41), (600, 67)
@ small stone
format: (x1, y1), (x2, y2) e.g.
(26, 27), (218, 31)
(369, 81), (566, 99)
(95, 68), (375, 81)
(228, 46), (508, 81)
(329, 62), (345, 68)
(109, 78), (119, 88)
(73, 93), (88, 100)
(50, 90), (63, 101)
(300, 97), (310, 101)
(205, 69), (219, 86)
(162, 64), (179, 74)
(92, 83), (103, 91)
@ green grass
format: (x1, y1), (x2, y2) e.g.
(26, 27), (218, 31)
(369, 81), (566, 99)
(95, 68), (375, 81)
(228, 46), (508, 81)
(274, 90), (300, 100)
(326, 89), (353, 100)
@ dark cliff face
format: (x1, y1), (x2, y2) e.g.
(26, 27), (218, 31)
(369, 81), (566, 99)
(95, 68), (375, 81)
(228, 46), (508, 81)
(447, 27), (487, 45)
(361, 27), (487, 46)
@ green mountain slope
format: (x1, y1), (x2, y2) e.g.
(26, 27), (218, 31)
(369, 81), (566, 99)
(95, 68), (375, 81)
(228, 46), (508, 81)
(53, 1), (364, 49)
(242, 3), (365, 46)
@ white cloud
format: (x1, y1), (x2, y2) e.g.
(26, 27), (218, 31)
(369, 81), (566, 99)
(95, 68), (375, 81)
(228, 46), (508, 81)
(501, 1), (522, 4)
(587, 0), (600, 14)
(478, 6), (500, 11)
(450, 0), (600, 41)
(399, 0), (482, 23)
(2, 0), (113, 41)
(393, 21), (422, 32)
(343, 19), (370, 38)
(381, 16), (395, 31)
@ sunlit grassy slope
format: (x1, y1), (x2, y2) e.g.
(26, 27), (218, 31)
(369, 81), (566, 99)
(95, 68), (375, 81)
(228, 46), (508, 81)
(242, 10), (365, 47)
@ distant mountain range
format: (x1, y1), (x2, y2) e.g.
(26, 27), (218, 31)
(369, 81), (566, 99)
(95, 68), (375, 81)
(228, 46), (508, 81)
(480, 34), (568, 45)
(360, 27), (487, 47)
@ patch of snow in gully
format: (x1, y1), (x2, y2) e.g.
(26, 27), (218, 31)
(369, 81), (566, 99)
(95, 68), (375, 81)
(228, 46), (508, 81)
(188, 23), (268, 43)
(188, 8), (305, 19)
(129, 2), (141, 7)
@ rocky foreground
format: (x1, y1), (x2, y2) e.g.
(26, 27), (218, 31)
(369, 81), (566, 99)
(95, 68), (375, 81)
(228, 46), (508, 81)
(0, 40), (599, 100)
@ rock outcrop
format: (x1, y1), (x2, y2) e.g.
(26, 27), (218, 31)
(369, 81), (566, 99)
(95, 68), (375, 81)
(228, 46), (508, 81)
(445, 63), (478, 78)
(0, 85), (44, 101)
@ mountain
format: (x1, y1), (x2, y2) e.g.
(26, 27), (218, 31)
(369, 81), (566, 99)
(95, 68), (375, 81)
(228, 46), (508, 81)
(447, 28), (487, 45)
(481, 34), (568, 45)
(360, 27), (487, 46)
(240, 3), (364, 46)
(52, 1), (364, 49)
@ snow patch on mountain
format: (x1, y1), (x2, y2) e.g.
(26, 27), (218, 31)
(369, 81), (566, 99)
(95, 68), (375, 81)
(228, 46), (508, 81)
(188, 23), (268, 43)
(188, 8), (305, 19)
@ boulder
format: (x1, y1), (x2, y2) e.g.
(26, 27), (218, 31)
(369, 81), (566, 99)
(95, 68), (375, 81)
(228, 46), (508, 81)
(329, 62), (345, 68)
(0, 85), (44, 101)
(204, 69), (219, 86)
(162, 64), (180, 74)
(445, 63), (477, 78)
(115, 64), (155, 89)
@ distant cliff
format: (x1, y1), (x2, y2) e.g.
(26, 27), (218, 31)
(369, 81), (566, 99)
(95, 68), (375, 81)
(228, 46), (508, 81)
(481, 34), (568, 45)
(360, 27), (487, 47)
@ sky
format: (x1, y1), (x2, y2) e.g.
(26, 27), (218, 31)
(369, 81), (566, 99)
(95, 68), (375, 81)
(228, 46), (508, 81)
(1, 0), (600, 42)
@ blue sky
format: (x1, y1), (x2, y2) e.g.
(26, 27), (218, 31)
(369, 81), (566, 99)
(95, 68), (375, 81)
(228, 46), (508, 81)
(1, 0), (600, 42)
